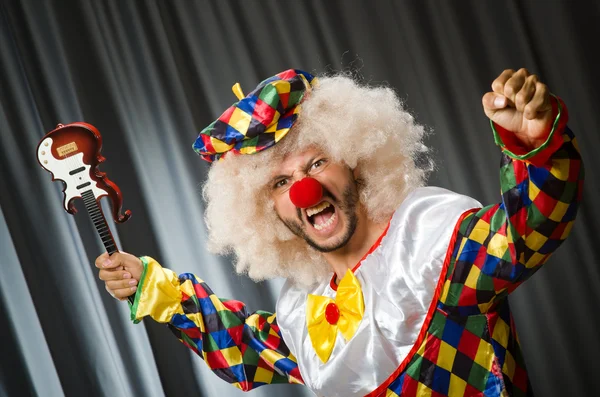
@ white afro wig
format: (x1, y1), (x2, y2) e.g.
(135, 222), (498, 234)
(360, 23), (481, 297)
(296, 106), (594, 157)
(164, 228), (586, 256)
(202, 73), (433, 287)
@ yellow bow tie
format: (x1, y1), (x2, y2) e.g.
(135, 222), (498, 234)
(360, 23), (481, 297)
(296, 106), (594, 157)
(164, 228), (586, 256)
(306, 271), (365, 363)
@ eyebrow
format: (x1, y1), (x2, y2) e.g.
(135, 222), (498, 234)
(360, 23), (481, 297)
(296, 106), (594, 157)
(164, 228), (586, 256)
(269, 156), (320, 185)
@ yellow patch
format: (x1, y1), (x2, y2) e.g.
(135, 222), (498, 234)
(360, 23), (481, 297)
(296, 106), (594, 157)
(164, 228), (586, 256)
(550, 158), (570, 181)
(474, 339), (493, 369)
(525, 251), (546, 269)
(502, 351), (516, 380)
(437, 341), (457, 372)
(211, 137), (235, 152)
(549, 201), (569, 222)
(415, 382), (433, 396)
(254, 366), (274, 384)
(221, 346), (243, 366)
(528, 182), (541, 200)
(492, 318), (510, 348)
(465, 266), (481, 290)
(526, 230), (548, 252)
(561, 221), (574, 240)
(449, 374), (467, 396)
(229, 107), (252, 135)
(469, 220), (490, 245)
(487, 233), (509, 258)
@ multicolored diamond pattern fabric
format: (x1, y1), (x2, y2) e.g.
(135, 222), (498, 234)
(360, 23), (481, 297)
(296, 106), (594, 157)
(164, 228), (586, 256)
(192, 69), (316, 162)
(133, 101), (582, 396)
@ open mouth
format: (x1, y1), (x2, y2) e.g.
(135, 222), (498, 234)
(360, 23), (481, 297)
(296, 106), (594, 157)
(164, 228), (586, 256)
(306, 201), (337, 231)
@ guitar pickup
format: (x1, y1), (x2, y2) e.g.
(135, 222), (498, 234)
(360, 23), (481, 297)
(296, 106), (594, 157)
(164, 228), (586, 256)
(69, 166), (86, 175)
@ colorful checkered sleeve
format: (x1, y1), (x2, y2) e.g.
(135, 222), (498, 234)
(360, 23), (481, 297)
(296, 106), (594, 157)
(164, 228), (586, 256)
(130, 258), (303, 391)
(440, 98), (584, 315)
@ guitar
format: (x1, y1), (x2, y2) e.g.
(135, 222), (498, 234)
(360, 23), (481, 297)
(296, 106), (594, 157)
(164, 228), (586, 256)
(36, 122), (133, 303)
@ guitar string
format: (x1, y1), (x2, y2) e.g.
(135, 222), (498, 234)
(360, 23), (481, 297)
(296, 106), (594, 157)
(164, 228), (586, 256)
(58, 143), (116, 254)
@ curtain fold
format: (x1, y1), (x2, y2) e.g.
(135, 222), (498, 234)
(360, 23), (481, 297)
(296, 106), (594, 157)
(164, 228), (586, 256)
(1, 1), (598, 396)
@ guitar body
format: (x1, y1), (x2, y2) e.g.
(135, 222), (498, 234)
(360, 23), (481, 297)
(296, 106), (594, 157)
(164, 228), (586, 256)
(36, 122), (131, 223)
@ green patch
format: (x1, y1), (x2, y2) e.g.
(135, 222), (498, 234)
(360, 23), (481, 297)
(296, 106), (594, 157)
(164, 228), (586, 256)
(429, 311), (447, 337)
(526, 205), (546, 229)
(205, 333), (221, 352)
(288, 90), (304, 107)
(240, 135), (259, 147)
(465, 315), (487, 337)
(181, 332), (197, 351)
(405, 355), (423, 380)
(459, 214), (475, 235)
(258, 84), (279, 107)
(447, 283), (465, 307)
(468, 362), (489, 391)
(476, 273), (495, 292)
(490, 208), (506, 233)
(500, 165), (517, 193)
(218, 309), (243, 328)
(242, 344), (259, 366)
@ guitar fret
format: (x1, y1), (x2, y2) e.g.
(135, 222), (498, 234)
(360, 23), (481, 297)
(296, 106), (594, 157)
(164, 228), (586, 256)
(81, 190), (118, 254)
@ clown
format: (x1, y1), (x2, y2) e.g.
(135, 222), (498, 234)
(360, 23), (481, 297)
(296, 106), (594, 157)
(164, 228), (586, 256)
(96, 68), (583, 396)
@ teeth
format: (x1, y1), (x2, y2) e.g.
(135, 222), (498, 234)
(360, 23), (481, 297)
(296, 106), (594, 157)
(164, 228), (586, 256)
(313, 212), (337, 230)
(307, 201), (331, 217)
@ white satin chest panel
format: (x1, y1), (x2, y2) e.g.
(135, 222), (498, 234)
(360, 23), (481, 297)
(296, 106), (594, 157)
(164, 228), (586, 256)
(276, 187), (481, 397)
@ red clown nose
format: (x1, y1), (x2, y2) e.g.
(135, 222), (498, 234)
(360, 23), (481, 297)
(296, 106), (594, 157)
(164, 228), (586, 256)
(289, 177), (323, 209)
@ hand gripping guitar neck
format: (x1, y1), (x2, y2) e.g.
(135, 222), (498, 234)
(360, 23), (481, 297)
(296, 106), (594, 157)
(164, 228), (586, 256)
(36, 122), (133, 303)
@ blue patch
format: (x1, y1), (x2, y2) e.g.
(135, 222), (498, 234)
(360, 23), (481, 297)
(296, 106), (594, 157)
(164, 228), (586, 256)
(171, 313), (198, 329)
(237, 96), (258, 115)
(228, 363), (245, 382)
(431, 366), (451, 394)
(199, 297), (217, 315)
(441, 317), (464, 348)
(210, 329), (237, 349)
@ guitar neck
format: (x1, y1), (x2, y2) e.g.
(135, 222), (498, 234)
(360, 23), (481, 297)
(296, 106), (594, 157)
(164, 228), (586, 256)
(81, 190), (134, 304)
(81, 190), (118, 254)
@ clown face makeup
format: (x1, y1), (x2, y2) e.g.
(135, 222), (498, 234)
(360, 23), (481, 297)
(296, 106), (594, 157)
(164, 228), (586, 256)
(270, 148), (360, 253)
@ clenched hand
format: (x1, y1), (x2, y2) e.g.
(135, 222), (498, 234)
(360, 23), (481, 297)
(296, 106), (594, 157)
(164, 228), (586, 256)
(95, 252), (144, 300)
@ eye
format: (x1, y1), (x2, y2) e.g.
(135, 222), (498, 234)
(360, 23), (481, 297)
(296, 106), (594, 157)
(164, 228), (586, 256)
(274, 179), (288, 189)
(310, 159), (327, 171)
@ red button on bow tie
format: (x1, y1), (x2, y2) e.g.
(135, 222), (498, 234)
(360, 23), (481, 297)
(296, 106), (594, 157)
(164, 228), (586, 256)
(325, 302), (340, 325)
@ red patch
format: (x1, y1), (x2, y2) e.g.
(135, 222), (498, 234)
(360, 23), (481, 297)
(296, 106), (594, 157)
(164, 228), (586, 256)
(258, 356), (274, 370)
(458, 285), (479, 306)
(480, 206), (498, 223)
(205, 350), (229, 369)
(194, 283), (209, 298)
(421, 335), (441, 363)
(237, 381), (251, 392)
(278, 92), (290, 110)
(253, 98), (277, 126)
(227, 325), (244, 345)
(532, 190), (556, 218)
(401, 375), (419, 395)
(264, 333), (282, 351)
(276, 70), (297, 80)
(222, 300), (244, 313)
(512, 365), (529, 392)
(183, 327), (202, 340)
(457, 330), (480, 360)
(464, 384), (484, 396)
(218, 105), (235, 123)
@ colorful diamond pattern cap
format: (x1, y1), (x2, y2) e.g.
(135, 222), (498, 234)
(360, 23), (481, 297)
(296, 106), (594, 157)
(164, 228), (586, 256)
(193, 69), (316, 162)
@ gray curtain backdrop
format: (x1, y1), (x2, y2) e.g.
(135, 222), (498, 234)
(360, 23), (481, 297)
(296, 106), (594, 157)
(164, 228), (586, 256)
(1, 1), (598, 396)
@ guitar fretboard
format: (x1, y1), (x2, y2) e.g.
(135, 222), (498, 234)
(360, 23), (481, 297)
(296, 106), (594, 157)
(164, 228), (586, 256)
(81, 190), (117, 254)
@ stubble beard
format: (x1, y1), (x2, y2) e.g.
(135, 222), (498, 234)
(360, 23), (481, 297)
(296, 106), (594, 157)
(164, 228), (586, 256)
(280, 181), (359, 253)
